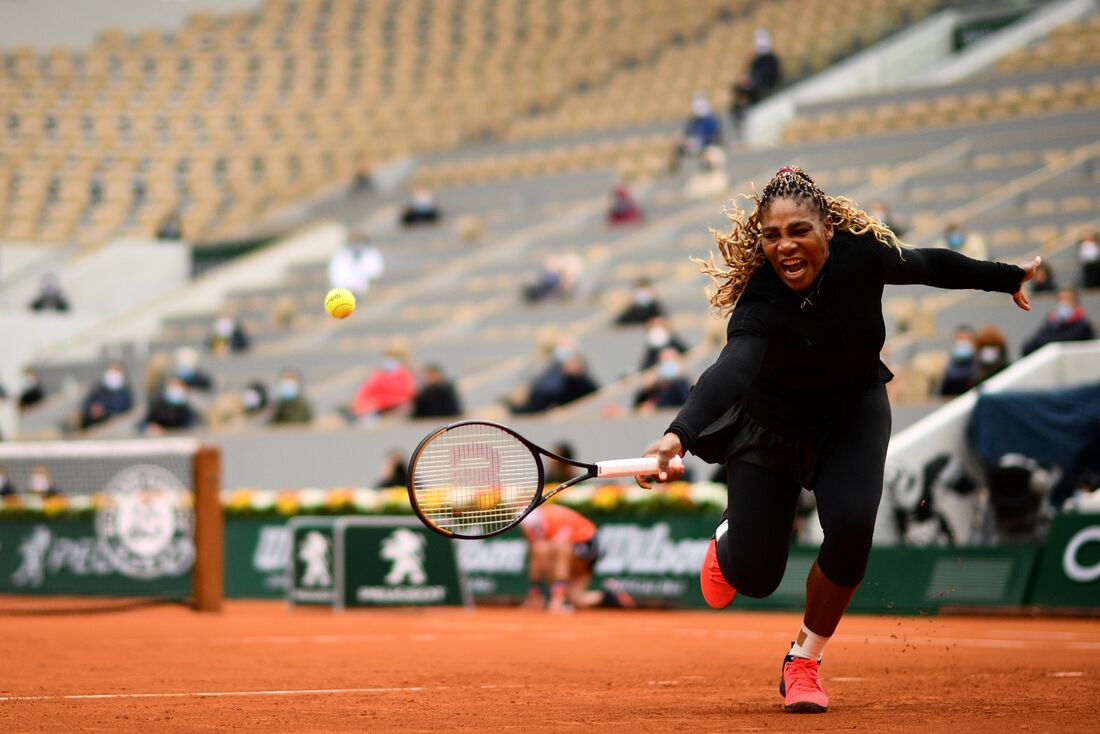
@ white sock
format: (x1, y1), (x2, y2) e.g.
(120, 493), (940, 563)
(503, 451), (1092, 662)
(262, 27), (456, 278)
(788, 624), (829, 661)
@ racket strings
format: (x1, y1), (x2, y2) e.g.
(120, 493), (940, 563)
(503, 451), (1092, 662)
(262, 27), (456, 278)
(410, 424), (540, 535)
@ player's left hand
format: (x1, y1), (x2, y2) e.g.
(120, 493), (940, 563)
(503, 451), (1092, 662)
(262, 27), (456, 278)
(1012, 255), (1041, 311)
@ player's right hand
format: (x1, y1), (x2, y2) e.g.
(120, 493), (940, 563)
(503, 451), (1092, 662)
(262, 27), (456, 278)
(637, 432), (685, 489)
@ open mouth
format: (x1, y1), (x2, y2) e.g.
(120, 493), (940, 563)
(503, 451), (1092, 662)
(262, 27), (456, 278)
(780, 258), (808, 279)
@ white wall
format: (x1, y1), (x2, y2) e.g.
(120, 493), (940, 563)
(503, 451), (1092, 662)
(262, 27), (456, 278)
(0, 0), (261, 50)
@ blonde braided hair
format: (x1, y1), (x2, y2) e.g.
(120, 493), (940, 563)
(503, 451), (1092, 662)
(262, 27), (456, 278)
(694, 166), (906, 316)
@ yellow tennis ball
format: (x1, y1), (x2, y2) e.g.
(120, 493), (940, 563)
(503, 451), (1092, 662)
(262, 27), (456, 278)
(324, 288), (356, 319)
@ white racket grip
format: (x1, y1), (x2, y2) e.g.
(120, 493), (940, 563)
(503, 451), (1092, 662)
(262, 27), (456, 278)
(595, 456), (683, 478)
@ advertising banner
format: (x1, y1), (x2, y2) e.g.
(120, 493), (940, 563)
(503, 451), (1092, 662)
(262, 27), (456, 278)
(285, 516), (339, 606)
(334, 517), (469, 610)
(1029, 512), (1100, 609)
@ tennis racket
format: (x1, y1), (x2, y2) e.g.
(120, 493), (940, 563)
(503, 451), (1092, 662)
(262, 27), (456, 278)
(406, 420), (682, 539)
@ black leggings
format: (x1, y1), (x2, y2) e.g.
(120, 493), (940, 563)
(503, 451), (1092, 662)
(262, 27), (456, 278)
(716, 383), (891, 596)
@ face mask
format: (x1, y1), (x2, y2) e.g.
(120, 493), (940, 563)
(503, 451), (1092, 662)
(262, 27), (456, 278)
(552, 346), (574, 363)
(978, 346), (1002, 365)
(165, 387), (187, 405)
(951, 341), (974, 361)
(214, 318), (234, 336)
(946, 232), (965, 249)
(277, 380), (300, 400)
(21, 374), (37, 390)
(658, 361), (680, 380)
(633, 290), (654, 306)
(1054, 304), (1074, 323)
(103, 370), (125, 390)
(646, 328), (670, 348)
(381, 359), (400, 373)
(29, 474), (50, 493)
(242, 388), (263, 410)
(1080, 240), (1099, 262)
(176, 365), (194, 379)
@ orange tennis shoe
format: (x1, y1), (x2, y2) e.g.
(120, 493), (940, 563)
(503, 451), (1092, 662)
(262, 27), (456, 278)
(699, 513), (735, 609)
(779, 654), (829, 713)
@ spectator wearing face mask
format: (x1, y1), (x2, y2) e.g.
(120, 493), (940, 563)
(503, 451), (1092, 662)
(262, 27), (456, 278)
(26, 465), (59, 497)
(270, 370), (313, 425)
(634, 348), (692, 413)
(1078, 232), (1100, 289)
(400, 188), (442, 227)
(509, 339), (600, 414)
(172, 347), (214, 392)
(939, 325), (979, 396)
(349, 349), (416, 422)
(867, 201), (906, 238)
(142, 376), (199, 435)
(79, 362), (134, 430)
(18, 368), (46, 411)
(240, 381), (269, 416)
(614, 278), (665, 326)
(28, 273), (70, 312)
(973, 325), (1010, 385)
(0, 465), (15, 496)
(941, 222), (988, 261)
(328, 228), (385, 296)
(206, 314), (250, 355)
(1022, 287), (1096, 355)
(639, 316), (690, 370)
(670, 92), (723, 173)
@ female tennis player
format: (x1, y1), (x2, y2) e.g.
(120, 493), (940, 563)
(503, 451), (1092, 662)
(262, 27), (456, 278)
(519, 502), (634, 613)
(639, 166), (1039, 713)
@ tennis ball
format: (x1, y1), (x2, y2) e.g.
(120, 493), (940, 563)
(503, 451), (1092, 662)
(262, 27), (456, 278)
(324, 288), (356, 319)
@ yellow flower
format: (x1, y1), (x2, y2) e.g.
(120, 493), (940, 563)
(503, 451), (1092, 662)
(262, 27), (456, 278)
(227, 490), (253, 512)
(591, 485), (622, 511)
(275, 492), (300, 516)
(43, 495), (69, 517)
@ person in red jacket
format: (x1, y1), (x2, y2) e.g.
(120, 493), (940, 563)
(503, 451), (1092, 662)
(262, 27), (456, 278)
(348, 349), (416, 423)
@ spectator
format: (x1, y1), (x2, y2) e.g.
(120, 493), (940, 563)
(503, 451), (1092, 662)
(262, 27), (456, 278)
(868, 200), (906, 238)
(942, 222), (988, 261)
(26, 465), (59, 497)
(685, 145), (730, 200)
(156, 210), (183, 240)
(400, 188), (441, 226)
(973, 324), (1010, 385)
(522, 253), (585, 303)
(639, 316), (690, 370)
(173, 347), (214, 392)
(634, 348), (691, 413)
(18, 368), (46, 411)
(545, 442), (582, 485)
(1022, 287), (1096, 355)
(607, 183), (643, 226)
(1078, 232), (1100, 288)
(349, 349), (416, 422)
(670, 92), (722, 172)
(352, 161), (373, 192)
(1030, 261), (1058, 294)
(28, 273), (70, 312)
(328, 228), (384, 296)
(79, 361), (134, 430)
(614, 278), (665, 326)
(377, 449), (408, 488)
(730, 29), (782, 133)
(240, 381), (269, 416)
(206, 313), (250, 355)
(142, 376), (200, 434)
(510, 342), (600, 414)
(0, 465), (13, 496)
(939, 325), (978, 396)
(412, 364), (462, 419)
(269, 370), (313, 425)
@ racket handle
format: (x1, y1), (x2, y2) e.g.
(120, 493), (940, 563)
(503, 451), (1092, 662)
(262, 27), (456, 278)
(595, 456), (683, 478)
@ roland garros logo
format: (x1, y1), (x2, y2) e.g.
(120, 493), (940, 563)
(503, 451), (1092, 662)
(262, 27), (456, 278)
(96, 465), (195, 579)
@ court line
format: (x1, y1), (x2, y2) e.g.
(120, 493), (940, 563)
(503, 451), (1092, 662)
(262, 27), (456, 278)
(0, 686), (431, 703)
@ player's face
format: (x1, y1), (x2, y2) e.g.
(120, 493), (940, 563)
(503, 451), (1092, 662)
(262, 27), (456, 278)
(760, 197), (833, 292)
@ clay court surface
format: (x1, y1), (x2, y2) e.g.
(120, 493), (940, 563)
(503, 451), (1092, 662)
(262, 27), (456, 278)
(1, 601), (1097, 733)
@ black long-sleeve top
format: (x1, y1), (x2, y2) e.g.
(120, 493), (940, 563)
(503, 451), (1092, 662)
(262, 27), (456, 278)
(667, 231), (1024, 448)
